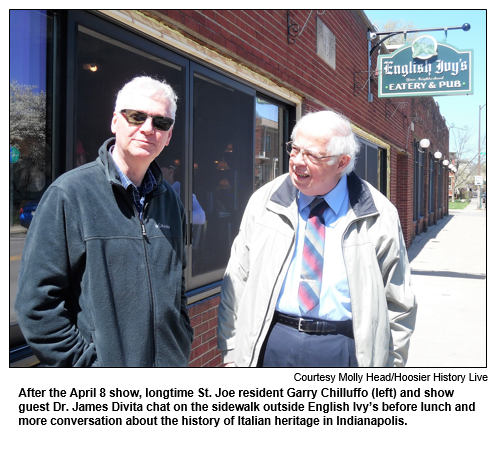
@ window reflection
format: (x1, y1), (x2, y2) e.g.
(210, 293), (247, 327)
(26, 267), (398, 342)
(9, 10), (52, 345)
(75, 26), (187, 175)
(191, 73), (254, 280)
(354, 139), (381, 191)
(255, 98), (281, 190)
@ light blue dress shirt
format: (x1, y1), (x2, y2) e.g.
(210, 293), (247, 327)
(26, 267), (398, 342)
(276, 174), (352, 321)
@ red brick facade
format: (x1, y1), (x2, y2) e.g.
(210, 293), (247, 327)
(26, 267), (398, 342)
(188, 296), (221, 367)
(145, 10), (450, 367)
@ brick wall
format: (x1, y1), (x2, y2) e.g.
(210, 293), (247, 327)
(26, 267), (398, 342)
(187, 295), (222, 367)
(396, 152), (415, 248)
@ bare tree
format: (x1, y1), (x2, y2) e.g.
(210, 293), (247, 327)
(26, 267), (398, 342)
(449, 127), (485, 197)
(10, 80), (47, 171)
(371, 19), (421, 45)
(10, 80), (49, 195)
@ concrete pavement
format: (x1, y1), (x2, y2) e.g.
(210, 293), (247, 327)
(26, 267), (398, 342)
(406, 201), (486, 367)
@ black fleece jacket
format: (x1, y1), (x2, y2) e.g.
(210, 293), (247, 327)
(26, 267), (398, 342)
(15, 138), (193, 367)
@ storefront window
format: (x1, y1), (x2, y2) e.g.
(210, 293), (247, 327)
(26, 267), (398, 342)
(438, 163), (443, 209)
(414, 142), (419, 222)
(429, 154), (435, 213)
(255, 98), (283, 190)
(190, 68), (255, 285)
(355, 138), (382, 191)
(10, 10), (53, 350)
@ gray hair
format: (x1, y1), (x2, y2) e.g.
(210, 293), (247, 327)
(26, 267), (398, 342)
(291, 110), (360, 175)
(115, 76), (178, 120)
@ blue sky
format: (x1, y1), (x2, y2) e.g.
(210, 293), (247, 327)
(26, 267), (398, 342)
(364, 10), (486, 149)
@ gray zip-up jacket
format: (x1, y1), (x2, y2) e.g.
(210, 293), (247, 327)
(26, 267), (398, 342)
(15, 138), (193, 367)
(217, 172), (416, 367)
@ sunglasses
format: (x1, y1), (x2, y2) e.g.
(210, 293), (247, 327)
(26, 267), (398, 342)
(120, 109), (174, 132)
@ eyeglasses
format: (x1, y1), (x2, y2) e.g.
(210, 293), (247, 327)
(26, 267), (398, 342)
(120, 109), (174, 132)
(285, 141), (336, 164)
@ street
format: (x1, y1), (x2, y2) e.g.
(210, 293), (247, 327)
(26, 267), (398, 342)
(406, 202), (487, 367)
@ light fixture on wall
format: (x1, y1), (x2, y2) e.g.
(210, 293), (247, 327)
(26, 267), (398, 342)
(416, 138), (430, 153)
(420, 139), (430, 149)
(215, 158), (230, 170)
(83, 63), (99, 72)
(434, 150), (443, 160)
(442, 159), (449, 166)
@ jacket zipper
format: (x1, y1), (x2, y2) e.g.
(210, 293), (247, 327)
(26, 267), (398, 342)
(134, 201), (157, 367)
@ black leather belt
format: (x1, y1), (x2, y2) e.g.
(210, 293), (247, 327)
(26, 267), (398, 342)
(275, 312), (354, 339)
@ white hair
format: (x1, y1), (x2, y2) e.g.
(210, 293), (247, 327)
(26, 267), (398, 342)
(115, 76), (178, 120)
(291, 110), (360, 175)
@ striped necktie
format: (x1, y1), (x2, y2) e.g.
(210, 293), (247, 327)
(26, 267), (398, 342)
(298, 198), (329, 313)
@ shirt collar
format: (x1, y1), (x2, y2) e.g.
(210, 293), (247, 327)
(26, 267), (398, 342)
(298, 174), (348, 216)
(109, 146), (157, 193)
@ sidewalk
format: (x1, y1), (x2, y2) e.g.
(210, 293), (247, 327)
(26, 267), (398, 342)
(406, 202), (486, 367)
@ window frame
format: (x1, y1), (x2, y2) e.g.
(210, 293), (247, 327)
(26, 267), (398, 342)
(187, 62), (256, 291)
(9, 10), (58, 364)
(438, 162), (443, 210)
(429, 153), (435, 214)
(413, 139), (425, 223)
(355, 137), (387, 195)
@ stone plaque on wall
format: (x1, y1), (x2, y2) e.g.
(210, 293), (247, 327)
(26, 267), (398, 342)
(316, 17), (336, 70)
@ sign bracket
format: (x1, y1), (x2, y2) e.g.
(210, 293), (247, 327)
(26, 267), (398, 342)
(385, 101), (409, 121)
(353, 70), (378, 97)
(287, 10), (326, 44)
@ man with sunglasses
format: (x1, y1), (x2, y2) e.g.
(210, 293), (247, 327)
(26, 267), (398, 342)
(218, 110), (416, 367)
(15, 76), (193, 367)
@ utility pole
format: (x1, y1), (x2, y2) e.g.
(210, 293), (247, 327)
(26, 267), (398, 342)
(478, 104), (486, 209)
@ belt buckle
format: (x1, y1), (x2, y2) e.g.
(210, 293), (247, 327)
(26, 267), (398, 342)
(298, 318), (314, 332)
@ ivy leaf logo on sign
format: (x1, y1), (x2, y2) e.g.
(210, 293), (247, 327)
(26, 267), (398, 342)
(412, 35), (438, 59)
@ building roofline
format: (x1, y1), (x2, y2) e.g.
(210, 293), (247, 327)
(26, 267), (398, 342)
(357, 10), (390, 55)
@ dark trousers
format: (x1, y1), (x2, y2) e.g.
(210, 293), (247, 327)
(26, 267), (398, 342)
(258, 320), (358, 367)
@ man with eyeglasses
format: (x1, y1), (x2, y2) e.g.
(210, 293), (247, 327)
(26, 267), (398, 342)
(15, 76), (193, 367)
(218, 110), (416, 367)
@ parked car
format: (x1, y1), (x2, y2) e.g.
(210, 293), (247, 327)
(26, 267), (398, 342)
(19, 201), (38, 229)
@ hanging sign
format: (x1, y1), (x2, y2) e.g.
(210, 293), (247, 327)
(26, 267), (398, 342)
(378, 35), (473, 98)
